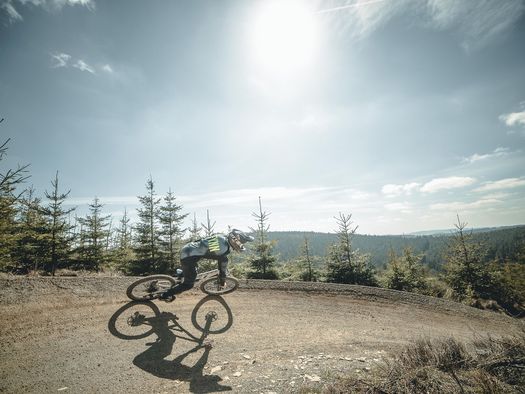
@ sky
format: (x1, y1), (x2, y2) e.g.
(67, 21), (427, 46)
(1, 0), (525, 235)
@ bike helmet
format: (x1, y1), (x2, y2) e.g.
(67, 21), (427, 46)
(228, 229), (254, 251)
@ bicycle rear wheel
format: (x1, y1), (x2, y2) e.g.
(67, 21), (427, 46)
(126, 275), (177, 301)
(199, 276), (239, 295)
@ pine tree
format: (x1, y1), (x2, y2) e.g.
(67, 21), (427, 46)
(69, 214), (80, 250)
(189, 212), (202, 241)
(0, 138), (29, 271)
(201, 209), (216, 237)
(326, 213), (377, 286)
(0, 185), (19, 271)
(40, 172), (75, 275)
(489, 258), (525, 313)
(384, 246), (427, 292)
(76, 197), (111, 271)
(403, 247), (427, 291)
(443, 215), (493, 299)
(301, 236), (313, 281)
(133, 176), (162, 274)
(0, 138), (30, 194)
(195, 209), (220, 272)
(116, 209), (132, 250)
(297, 236), (318, 281)
(248, 197), (278, 279)
(158, 188), (187, 273)
(111, 208), (135, 273)
(105, 217), (113, 252)
(15, 186), (48, 272)
(383, 247), (406, 290)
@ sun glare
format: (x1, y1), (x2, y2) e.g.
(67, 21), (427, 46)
(249, 0), (320, 75)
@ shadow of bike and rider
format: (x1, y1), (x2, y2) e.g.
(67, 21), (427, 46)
(108, 295), (234, 393)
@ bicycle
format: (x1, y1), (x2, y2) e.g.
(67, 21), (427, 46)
(126, 269), (239, 301)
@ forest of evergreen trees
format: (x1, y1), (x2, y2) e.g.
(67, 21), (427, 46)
(1, 137), (524, 315)
(268, 226), (525, 270)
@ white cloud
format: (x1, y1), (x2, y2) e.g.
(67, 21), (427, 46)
(318, 0), (525, 50)
(384, 202), (412, 213)
(51, 52), (71, 68)
(426, 0), (525, 51)
(481, 192), (512, 200)
(66, 196), (139, 206)
(383, 177), (482, 195)
(319, 0), (410, 39)
(101, 64), (114, 73)
(500, 110), (525, 127)
(462, 147), (511, 164)
(73, 59), (96, 74)
(57, 181), (524, 234)
(50, 53), (113, 75)
(474, 178), (525, 192)
(381, 182), (420, 197)
(179, 186), (340, 209)
(59, 0), (94, 7)
(1, 2), (22, 22)
(430, 198), (501, 211)
(317, 0), (390, 14)
(420, 176), (476, 193)
(64, 186), (384, 233)
(2, 0), (94, 24)
(178, 186), (384, 232)
(343, 189), (373, 201)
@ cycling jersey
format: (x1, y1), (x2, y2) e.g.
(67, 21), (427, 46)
(180, 234), (231, 260)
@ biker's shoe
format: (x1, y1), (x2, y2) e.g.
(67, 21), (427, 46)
(159, 292), (176, 303)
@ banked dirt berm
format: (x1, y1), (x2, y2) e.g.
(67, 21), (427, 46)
(1, 276), (522, 393)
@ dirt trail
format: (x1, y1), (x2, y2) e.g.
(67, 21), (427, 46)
(0, 278), (522, 393)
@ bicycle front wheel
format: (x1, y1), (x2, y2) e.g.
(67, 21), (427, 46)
(199, 276), (239, 295)
(126, 275), (177, 301)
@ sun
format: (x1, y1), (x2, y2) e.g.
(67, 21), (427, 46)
(248, 0), (320, 76)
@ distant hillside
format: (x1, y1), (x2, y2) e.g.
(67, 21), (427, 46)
(409, 224), (525, 236)
(265, 225), (525, 270)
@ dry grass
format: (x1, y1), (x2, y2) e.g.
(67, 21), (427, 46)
(322, 334), (525, 394)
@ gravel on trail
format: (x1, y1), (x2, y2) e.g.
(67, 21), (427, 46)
(1, 277), (522, 393)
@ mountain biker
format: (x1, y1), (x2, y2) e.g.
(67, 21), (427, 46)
(160, 229), (254, 302)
